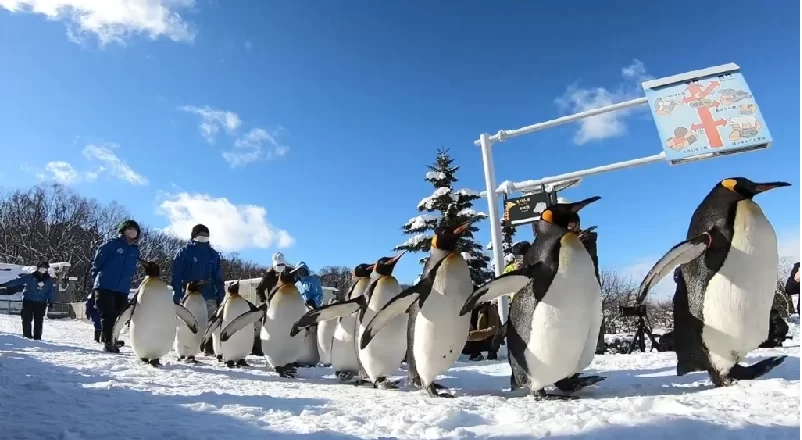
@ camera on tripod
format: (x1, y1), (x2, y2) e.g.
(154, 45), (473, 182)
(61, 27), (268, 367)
(619, 304), (648, 318)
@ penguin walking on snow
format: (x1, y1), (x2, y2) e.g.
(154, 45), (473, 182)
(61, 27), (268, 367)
(112, 260), (199, 367)
(316, 297), (339, 366)
(174, 280), (209, 362)
(460, 198), (605, 400)
(220, 268), (308, 377)
(201, 282), (253, 368)
(291, 263), (374, 383)
(357, 253), (408, 389)
(634, 177), (790, 387)
(360, 217), (480, 398)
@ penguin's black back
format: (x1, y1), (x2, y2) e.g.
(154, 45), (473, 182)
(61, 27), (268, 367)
(674, 187), (739, 372)
(508, 221), (568, 375)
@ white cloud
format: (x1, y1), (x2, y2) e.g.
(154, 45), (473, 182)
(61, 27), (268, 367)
(39, 161), (81, 184)
(0, 0), (197, 46)
(555, 59), (653, 145)
(179, 105), (242, 143)
(181, 105), (289, 167)
(82, 143), (148, 185)
(157, 192), (295, 252)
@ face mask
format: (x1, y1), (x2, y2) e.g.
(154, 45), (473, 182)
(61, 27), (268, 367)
(124, 228), (138, 240)
(274, 264), (286, 273)
(37, 268), (47, 274)
(194, 236), (210, 243)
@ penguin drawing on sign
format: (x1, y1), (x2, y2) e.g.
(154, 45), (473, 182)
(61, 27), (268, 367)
(634, 177), (790, 387)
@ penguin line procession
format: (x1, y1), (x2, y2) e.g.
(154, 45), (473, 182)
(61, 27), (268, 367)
(111, 176), (791, 400)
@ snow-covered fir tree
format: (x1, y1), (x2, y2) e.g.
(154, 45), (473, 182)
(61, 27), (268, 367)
(501, 219), (517, 265)
(394, 147), (493, 287)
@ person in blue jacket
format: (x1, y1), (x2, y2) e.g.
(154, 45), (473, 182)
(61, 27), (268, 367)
(0, 261), (54, 340)
(85, 292), (102, 343)
(91, 219), (141, 353)
(171, 224), (224, 355)
(295, 261), (323, 309)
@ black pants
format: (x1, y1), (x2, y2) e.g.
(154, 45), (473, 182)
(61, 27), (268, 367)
(21, 299), (47, 340)
(462, 338), (499, 357)
(96, 289), (129, 343)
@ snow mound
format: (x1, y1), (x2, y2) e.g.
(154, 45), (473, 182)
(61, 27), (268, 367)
(0, 315), (798, 439)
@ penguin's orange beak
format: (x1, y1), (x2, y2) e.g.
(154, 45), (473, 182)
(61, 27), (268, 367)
(754, 181), (791, 193)
(386, 251), (406, 264)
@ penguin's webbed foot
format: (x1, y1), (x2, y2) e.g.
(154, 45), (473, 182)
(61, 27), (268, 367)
(236, 359), (249, 367)
(375, 378), (399, 390)
(276, 365), (298, 379)
(216, 355), (223, 362)
(532, 388), (579, 401)
(554, 374), (606, 393)
(424, 383), (454, 398)
(149, 359), (162, 367)
(178, 355), (185, 361)
(186, 355), (196, 363)
(139, 357), (149, 363)
(225, 360), (236, 368)
(725, 356), (787, 383)
(336, 371), (354, 383)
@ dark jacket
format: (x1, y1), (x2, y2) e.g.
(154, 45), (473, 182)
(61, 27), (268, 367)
(170, 241), (224, 304)
(4, 273), (54, 303)
(91, 236), (140, 295)
(85, 294), (101, 329)
(785, 263), (800, 297)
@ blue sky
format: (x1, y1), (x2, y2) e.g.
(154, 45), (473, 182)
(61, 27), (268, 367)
(0, 0), (799, 297)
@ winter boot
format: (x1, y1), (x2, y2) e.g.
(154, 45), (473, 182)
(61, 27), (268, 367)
(94, 329), (101, 343)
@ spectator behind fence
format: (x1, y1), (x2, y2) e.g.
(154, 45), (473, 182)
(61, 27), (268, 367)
(0, 261), (54, 340)
(785, 262), (800, 314)
(91, 219), (141, 353)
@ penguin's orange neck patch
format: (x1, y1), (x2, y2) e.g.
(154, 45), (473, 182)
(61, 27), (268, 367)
(722, 179), (737, 192)
(431, 235), (439, 249)
(540, 210), (553, 224)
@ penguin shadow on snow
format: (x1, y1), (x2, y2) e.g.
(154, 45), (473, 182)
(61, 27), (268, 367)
(171, 356), (350, 387)
(0, 345), (362, 439)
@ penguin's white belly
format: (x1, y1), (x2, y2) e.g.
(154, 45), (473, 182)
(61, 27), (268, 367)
(702, 201), (778, 373)
(413, 256), (472, 387)
(212, 329), (222, 355)
(261, 293), (307, 367)
(331, 315), (360, 372)
(524, 239), (599, 390)
(360, 282), (408, 382)
(130, 285), (177, 360)
(576, 282), (603, 372)
(317, 319), (337, 365)
(175, 295), (208, 357)
(221, 299), (253, 362)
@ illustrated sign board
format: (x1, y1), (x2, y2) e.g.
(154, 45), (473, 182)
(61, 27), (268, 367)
(642, 64), (772, 165)
(503, 191), (555, 226)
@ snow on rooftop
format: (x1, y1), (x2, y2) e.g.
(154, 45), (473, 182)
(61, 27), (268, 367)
(0, 313), (796, 438)
(425, 171), (446, 181)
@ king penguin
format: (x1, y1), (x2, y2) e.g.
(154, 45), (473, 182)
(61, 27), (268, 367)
(634, 177), (790, 387)
(290, 263), (374, 383)
(316, 297), (339, 366)
(174, 280), (209, 363)
(360, 217), (480, 398)
(460, 197), (605, 400)
(357, 252), (408, 389)
(112, 260), (199, 367)
(201, 282), (253, 368)
(221, 268), (308, 378)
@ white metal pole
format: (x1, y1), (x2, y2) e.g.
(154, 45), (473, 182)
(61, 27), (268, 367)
(478, 133), (509, 327)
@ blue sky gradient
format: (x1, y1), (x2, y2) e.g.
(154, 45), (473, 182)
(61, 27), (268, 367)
(0, 0), (799, 297)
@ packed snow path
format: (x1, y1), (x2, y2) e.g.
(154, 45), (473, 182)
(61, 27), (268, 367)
(0, 315), (798, 439)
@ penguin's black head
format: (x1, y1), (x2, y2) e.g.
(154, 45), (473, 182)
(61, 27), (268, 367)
(227, 281), (240, 296)
(185, 280), (207, 294)
(540, 196), (601, 230)
(375, 252), (405, 277)
(279, 267), (299, 284)
(431, 216), (480, 251)
(140, 260), (160, 278)
(566, 212), (581, 233)
(353, 263), (375, 279)
(719, 177), (791, 200)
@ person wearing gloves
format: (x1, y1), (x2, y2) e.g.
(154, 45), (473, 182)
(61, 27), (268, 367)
(91, 219), (141, 353)
(295, 261), (323, 309)
(0, 261), (55, 340)
(171, 224), (224, 356)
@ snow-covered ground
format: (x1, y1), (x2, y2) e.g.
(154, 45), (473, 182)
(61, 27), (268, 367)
(0, 315), (798, 440)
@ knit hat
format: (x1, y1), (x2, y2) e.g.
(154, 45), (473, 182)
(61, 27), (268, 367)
(191, 224), (210, 239)
(117, 220), (141, 236)
(272, 252), (287, 270)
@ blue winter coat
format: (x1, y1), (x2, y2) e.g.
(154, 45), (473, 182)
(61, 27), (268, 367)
(296, 275), (323, 308)
(91, 236), (140, 295)
(5, 273), (54, 303)
(170, 241), (224, 304)
(85, 296), (101, 329)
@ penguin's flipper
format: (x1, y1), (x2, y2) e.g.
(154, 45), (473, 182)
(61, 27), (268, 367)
(290, 296), (367, 337)
(174, 304), (199, 334)
(220, 310), (266, 342)
(111, 306), (134, 341)
(359, 287), (422, 350)
(635, 232), (712, 303)
(200, 312), (224, 347)
(459, 264), (541, 316)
